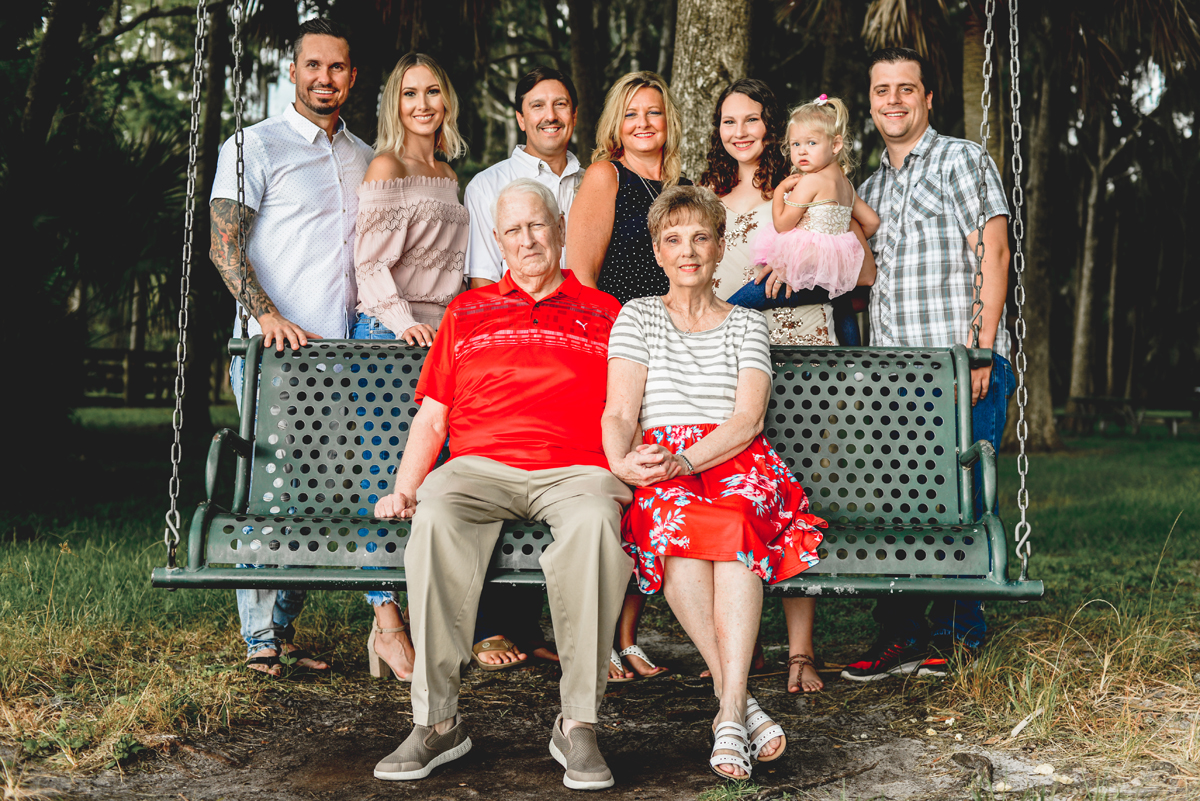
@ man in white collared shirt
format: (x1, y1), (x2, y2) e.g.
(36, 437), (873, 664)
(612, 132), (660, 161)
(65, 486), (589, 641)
(211, 19), (373, 376)
(208, 19), (373, 677)
(463, 67), (581, 288)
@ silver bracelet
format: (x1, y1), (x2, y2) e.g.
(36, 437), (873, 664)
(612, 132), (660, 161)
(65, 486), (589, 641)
(678, 453), (695, 475)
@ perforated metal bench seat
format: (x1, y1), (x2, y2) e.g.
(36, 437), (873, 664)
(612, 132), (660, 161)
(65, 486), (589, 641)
(152, 339), (1042, 599)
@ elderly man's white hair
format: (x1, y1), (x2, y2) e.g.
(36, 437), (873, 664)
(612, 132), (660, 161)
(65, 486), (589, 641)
(491, 177), (561, 224)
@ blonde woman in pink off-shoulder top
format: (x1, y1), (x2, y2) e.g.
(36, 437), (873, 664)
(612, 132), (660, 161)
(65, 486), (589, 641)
(354, 53), (469, 347)
(353, 53), (469, 683)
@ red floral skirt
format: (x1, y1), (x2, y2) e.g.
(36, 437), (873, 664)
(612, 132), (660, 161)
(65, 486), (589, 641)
(621, 424), (826, 594)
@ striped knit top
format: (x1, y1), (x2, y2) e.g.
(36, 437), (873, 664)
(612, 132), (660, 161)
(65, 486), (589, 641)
(608, 297), (773, 430)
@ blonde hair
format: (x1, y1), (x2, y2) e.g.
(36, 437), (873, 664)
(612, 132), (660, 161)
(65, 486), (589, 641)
(784, 96), (857, 178)
(591, 71), (683, 188)
(647, 185), (726, 244)
(376, 53), (467, 160)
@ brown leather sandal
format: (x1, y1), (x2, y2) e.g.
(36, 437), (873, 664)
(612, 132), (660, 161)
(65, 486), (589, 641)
(471, 636), (525, 672)
(787, 653), (823, 693)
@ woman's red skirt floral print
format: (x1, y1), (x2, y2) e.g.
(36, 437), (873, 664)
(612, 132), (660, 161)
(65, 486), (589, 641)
(621, 424), (826, 594)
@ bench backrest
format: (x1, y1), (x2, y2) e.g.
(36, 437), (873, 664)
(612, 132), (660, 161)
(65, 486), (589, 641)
(218, 341), (976, 569)
(768, 346), (974, 526)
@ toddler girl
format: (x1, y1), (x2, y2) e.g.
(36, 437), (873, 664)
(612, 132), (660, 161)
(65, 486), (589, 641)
(727, 95), (879, 310)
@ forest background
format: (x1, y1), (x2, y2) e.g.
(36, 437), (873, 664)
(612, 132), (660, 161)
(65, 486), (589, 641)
(2, 0), (1199, 479)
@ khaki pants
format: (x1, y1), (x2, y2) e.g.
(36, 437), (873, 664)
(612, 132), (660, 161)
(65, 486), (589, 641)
(405, 455), (634, 725)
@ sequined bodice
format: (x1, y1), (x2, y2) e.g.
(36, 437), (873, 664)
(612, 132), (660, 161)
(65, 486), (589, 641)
(799, 203), (853, 235)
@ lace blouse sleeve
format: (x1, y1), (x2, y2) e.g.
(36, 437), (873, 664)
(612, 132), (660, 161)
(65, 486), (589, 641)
(354, 184), (419, 335)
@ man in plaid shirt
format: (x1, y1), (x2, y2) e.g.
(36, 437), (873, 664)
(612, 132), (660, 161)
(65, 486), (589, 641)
(841, 47), (1015, 682)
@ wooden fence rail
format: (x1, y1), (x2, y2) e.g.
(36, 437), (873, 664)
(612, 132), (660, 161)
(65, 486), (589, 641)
(83, 348), (179, 405)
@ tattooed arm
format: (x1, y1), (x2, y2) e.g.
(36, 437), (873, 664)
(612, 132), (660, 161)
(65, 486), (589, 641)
(210, 198), (318, 350)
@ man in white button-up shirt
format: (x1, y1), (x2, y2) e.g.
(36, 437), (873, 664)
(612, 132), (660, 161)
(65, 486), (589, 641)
(209, 19), (373, 677)
(211, 20), (373, 371)
(463, 67), (581, 288)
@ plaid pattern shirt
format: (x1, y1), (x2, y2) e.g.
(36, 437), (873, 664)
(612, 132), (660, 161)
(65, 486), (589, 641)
(858, 126), (1010, 356)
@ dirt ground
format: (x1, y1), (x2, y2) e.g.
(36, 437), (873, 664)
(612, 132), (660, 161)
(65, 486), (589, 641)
(15, 631), (1187, 801)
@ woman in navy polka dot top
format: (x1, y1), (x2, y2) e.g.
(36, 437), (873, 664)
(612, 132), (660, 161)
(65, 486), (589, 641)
(568, 72), (692, 305)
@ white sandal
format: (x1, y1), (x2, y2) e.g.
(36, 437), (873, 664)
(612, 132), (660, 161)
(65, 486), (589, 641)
(618, 644), (668, 678)
(745, 696), (786, 762)
(709, 721), (752, 780)
(608, 647), (637, 683)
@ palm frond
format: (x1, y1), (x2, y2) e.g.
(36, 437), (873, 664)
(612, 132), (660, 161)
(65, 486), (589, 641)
(861, 0), (949, 58)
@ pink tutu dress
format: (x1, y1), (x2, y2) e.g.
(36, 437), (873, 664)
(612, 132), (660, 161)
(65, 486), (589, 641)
(751, 199), (863, 298)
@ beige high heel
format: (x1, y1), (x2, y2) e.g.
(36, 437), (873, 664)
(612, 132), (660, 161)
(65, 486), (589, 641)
(367, 621), (411, 682)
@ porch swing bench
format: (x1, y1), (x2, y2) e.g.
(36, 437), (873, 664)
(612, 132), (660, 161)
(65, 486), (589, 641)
(150, 338), (1043, 601)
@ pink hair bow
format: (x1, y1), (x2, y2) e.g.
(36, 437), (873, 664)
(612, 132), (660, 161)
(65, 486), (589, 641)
(814, 94), (829, 105)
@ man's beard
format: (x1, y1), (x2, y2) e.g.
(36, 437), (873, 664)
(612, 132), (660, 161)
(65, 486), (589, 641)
(300, 90), (339, 116)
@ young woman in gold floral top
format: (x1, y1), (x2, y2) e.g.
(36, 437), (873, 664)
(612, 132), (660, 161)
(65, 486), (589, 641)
(702, 79), (875, 347)
(699, 79), (877, 694)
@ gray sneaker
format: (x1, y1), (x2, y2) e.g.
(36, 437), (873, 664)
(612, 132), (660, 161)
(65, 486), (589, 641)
(548, 714), (615, 790)
(374, 715), (472, 781)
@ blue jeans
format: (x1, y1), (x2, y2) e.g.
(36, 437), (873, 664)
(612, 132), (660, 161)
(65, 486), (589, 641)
(871, 354), (1015, 649)
(352, 314), (405, 607)
(229, 356), (309, 656)
(832, 294), (861, 346)
(726, 277), (805, 311)
(230, 355), (246, 413)
(351, 313), (395, 341)
(238, 587), (307, 657)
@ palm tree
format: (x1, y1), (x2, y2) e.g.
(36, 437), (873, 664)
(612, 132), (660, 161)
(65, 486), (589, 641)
(671, 0), (752, 179)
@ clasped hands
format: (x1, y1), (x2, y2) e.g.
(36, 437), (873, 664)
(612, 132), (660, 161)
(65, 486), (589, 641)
(613, 443), (687, 488)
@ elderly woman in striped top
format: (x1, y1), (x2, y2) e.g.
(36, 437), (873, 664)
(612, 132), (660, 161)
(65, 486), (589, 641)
(601, 185), (825, 781)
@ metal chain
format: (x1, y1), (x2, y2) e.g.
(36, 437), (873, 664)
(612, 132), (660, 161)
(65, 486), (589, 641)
(970, 0), (997, 349)
(1008, 0), (1032, 577)
(164, 0), (209, 569)
(232, 0), (249, 338)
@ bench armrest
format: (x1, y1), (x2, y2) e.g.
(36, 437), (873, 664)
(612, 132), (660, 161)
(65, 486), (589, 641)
(206, 428), (252, 506)
(966, 347), (993, 369)
(959, 440), (997, 518)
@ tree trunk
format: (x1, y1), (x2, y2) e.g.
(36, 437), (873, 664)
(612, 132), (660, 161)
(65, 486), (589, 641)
(593, 0), (612, 76)
(567, 0), (602, 164)
(1104, 212), (1119, 396)
(1002, 57), (1061, 452)
(962, 6), (1003, 170)
(540, 0), (569, 60)
(124, 273), (147, 405)
(21, 0), (91, 147)
(670, 0), (750, 181)
(629, 0), (648, 72)
(1123, 306), (1136, 400)
(657, 0), (677, 79)
(181, 6), (230, 432)
(1066, 121), (1108, 419)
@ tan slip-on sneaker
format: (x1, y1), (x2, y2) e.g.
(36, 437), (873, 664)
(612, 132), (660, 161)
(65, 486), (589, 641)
(548, 714), (615, 790)
(374, 715), (472, 781)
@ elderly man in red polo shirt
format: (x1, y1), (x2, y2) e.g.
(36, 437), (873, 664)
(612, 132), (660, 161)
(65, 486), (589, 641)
(372, 177), (657, 791)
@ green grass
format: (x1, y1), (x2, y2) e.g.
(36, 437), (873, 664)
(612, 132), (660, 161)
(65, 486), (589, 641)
(1, 414), (1198, 778)
(72, 405), (241, 431)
